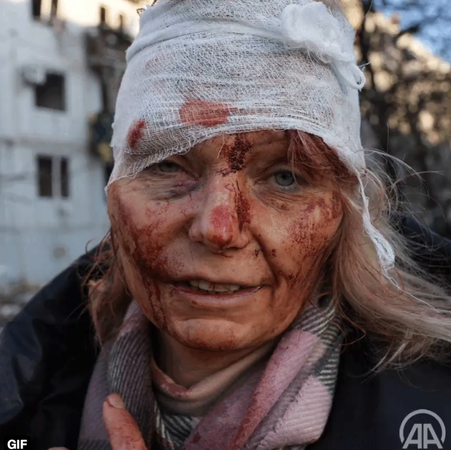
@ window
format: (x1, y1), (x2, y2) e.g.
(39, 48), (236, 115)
(37, 156), (53, 197)
(100, 6), (107, 26)
(32, 0), (42, 19)
(35, 72), (66, 111)
(60, 157), (69, 198)
(37, 155), (70, 198)
(32, 0), (58, 22)
(50, 0), (58, 20)
(118, 14), (125, 32)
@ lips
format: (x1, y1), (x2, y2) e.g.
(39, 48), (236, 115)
(171, 282), (264, 308)
(174, 279), (258, 295)
(168, 276), (263, 292)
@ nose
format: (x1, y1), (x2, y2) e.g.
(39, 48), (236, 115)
(188, 177), (250, 252)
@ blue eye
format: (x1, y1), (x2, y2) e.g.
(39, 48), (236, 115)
(274, 170), (296, 187)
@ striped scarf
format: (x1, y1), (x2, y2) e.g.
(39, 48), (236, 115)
(78, 298), (342, 450)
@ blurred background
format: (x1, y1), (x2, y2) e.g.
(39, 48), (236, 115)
(0, 0), (450, 330)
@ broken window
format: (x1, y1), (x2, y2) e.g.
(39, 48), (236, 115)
(37, 155), (71, 198)
(32, 0), (42, 18)
(60, 157), (69, 198)
(35, 72), (66, 112)
(37, 156), (53, 197)
(32, 0), (58, 21)
(50, 0), (58, 20)
(100, 6), (107, 26)
(119, 14), (125, 32)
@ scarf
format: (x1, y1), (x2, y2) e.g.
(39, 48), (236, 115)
(78, 297), (342, 450)
(151, 339), (277, 417)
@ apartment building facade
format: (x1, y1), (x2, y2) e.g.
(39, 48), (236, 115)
(0, 0), (146, 288)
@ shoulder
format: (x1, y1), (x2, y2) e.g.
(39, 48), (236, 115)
(0, 249), (99, 447)
(311, 335), (451, 450)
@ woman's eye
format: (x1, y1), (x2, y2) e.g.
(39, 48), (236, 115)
(157, 161), (181, 173)
(273, 170), (296, 187)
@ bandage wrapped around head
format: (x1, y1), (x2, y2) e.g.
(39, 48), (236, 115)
(109, 0), (395, 275)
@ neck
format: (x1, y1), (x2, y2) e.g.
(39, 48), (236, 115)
(154, 331), (261, 388)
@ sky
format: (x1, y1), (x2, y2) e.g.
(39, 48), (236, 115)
(373, 0), (451, 61)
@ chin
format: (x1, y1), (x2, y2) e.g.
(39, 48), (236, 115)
(170, 317), (254, 351)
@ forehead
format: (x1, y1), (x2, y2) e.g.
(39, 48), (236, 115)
(185, 130), (289, 159)
(199, 130), (286, 145)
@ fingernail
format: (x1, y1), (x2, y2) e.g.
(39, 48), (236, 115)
(107, 394), (125, 409)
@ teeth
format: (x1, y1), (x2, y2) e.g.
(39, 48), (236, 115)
(198, 280), (212, 291)
(213, 283), (241, 292)
(188, 280), (242, 294)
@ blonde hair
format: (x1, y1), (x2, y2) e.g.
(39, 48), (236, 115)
(86, 130), (451, 371)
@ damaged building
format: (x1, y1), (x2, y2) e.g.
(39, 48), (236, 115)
(0, 0), (147, 291)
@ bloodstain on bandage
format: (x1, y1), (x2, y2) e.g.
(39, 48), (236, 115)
(179, 98), (235, 127)
(127, 119), (147, 150)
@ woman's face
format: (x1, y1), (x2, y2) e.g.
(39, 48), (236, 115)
(108, 131), (343, 351)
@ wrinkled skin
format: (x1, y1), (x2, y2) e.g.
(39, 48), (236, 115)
(107, 131), (343, 383)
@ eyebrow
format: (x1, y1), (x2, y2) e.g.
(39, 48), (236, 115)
(246, 137), (290, 163)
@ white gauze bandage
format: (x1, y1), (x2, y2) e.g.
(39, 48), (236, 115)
(109, 0), (395, 276)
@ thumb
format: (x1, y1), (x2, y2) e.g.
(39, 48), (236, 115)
(103, 394), (147, 450)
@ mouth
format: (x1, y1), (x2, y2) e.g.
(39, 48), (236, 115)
(167, 278), (266, 308)
(173, 279), (259, 295)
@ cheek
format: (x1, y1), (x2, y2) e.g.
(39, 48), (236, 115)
(108, 188), (184, 329)
(109, 190), (164, 265)
(266, 193), (342, 288)
(293, 193), (342, 251)
(242, 195), (341, 334)
(293, 200), (341, 258)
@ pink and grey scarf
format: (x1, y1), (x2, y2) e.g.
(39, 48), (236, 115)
(78, 297), (342, 450)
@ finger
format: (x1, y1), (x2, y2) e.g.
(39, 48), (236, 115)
(103, 394), (147, 450)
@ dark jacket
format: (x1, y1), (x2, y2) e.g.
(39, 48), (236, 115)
(1, 217), (451, 450)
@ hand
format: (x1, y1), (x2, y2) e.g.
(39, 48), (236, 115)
(103, 394), (147, 449)
(49, 394), (146, 450)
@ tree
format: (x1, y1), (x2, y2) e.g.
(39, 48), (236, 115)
(345, 0), (451, 237)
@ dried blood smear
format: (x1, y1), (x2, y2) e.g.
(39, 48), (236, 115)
(219, 135), (252, 177)
(228, 135), (252, 173)
(127, 119), (146, 150)
(234, 186), (251, 232)
(115, 196), (169, 329)
(179, 98), (235, 127)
